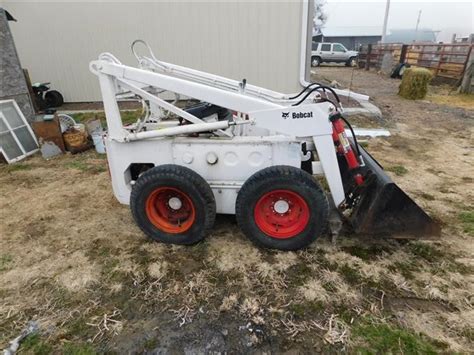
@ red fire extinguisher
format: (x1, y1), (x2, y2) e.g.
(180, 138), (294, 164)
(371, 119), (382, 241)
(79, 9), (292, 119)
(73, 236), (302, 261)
(330, 112), (364, 186)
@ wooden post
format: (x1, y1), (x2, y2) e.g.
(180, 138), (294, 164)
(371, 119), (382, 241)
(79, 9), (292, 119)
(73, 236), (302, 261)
(459, 46), (473, 94)
(435, 45), (445, 77)
(399, 44), (408, 63)
(23, 69), (39, 113)
(365, 44), (372, 70)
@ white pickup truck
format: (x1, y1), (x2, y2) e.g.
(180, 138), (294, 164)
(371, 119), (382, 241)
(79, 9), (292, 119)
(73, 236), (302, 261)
(311, 42), (359, 67)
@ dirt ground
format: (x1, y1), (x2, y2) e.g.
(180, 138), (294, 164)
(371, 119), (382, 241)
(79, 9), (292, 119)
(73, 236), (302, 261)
(1, 67), (473, 354)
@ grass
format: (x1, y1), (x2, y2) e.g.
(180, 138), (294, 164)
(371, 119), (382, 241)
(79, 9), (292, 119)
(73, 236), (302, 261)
(427, 92), (474, 110)
(1, 163), (33, 173)
(287, 263), (314, 287)
(459, 210), (474, 236)
(352, 320), (440, 354)
(339, 264), (362, 285)
(62, 342), (97, 355)
(65, 160), (106, 173)
(389, 260), (417, 280)
(143, 337), (159, 350)
(408, 242), (446, 263)
(289, 301), (325, 318)
(20, 333), (53, 355)
(341, 244), (390, 261)
(385, 165), (408, 176)
(0, 254), (13, 271)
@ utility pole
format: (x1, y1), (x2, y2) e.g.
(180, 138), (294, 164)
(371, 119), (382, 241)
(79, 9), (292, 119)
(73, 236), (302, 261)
(381, 0), (391, 43)
(414, 10), (422, 42)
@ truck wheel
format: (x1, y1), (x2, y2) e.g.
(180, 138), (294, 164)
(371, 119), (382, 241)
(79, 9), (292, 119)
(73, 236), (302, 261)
(44, 90), (64, 107)
(346, 57), (357, 67)
(236, 166), (329, 251)
(130, 165), (216, 245)
(311, 56), (321, 67)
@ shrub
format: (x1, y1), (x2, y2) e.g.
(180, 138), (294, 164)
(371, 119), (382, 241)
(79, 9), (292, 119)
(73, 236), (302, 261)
(398, 67), (433, 100)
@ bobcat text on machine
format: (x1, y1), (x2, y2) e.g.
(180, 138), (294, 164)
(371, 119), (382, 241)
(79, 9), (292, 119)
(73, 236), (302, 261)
(90, 40), (439, 251)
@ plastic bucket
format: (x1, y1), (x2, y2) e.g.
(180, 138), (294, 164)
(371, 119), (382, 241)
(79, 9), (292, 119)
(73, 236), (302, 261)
(92, 134), (106, 154)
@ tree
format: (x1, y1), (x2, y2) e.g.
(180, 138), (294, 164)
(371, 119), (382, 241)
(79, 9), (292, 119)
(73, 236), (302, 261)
(313, 0), (328, 35)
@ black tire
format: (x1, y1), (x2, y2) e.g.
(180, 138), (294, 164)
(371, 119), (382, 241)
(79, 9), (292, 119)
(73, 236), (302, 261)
(44, 90), (64, 108)
(236, 166), (329, 251)
(311, 56), (321, 67)
(390, 63), (410, 79)
(346, 57), (357, 67)
(130, 164), (216, 245)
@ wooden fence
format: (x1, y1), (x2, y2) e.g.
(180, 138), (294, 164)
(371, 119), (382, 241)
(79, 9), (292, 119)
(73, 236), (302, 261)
(358, 43), (473, 81)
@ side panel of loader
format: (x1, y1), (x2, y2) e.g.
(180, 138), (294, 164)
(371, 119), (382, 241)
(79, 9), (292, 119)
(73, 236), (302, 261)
(104, 136), (302, 214)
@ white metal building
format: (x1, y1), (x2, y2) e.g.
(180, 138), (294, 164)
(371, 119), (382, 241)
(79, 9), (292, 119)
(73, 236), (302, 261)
(3, 0), (314, 102)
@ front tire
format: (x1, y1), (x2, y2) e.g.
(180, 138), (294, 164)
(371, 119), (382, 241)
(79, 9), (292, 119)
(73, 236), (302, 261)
(236, 166), (329, 251)
(346, 57), (357, 67)
(311, 56), (321, 67)
(130, 165), (216, 245)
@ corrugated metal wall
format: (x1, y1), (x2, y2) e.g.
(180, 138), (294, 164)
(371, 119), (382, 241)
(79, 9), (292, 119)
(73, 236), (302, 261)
(3, 1), (304, 102)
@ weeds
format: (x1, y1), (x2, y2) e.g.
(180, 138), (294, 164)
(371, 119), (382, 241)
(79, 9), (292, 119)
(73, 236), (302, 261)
(20, 333), (53, 355)
(408, 242), (445, 263)
(0, 254), (13, 271)
(385, 165), (408, 176)
(1, 163), (33, 173)
(352, 320), (440, 354)
(341, 244), (390, 261)
(143, 337), (159, 351)
(426, 92), (474, 110)
(62, 342), (97, 355)
(65, 160), (106, 173)
(339, 264), (362, 285)
(459, 210), (474, 236)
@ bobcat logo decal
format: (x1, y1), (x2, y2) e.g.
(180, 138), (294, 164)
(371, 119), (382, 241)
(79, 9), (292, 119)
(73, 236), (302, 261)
(281, 112), (290, 119)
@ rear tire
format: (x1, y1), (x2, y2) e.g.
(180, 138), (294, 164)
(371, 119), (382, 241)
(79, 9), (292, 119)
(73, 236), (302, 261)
(130, 165), (216, 245)
(44, 90), (64, 108)
(236, 166), (329, 251)
(311, 56), (321, 67)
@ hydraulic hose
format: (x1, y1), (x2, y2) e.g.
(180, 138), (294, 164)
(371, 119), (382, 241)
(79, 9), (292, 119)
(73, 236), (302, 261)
(341, 116), (362, 159)
(289, 82), (322, 100)
(292, 85), (341, 107)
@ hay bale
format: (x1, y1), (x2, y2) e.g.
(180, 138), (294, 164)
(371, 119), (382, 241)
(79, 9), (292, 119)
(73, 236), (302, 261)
(398, 67), (433, 100)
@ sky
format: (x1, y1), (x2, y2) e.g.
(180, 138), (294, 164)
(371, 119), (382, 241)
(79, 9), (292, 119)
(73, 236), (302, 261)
(323, 0), (473, 42)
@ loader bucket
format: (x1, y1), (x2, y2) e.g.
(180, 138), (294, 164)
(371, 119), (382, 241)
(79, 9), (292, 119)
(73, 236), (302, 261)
(339, 144), (440, 237)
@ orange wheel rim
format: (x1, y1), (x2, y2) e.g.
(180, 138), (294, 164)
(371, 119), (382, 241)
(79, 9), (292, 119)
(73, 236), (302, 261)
(254, 189), (310, 239)
(145, 187), (196, 234)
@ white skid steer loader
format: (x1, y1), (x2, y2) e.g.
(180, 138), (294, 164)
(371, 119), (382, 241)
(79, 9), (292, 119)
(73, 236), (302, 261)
(90, 41), (439, 250)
